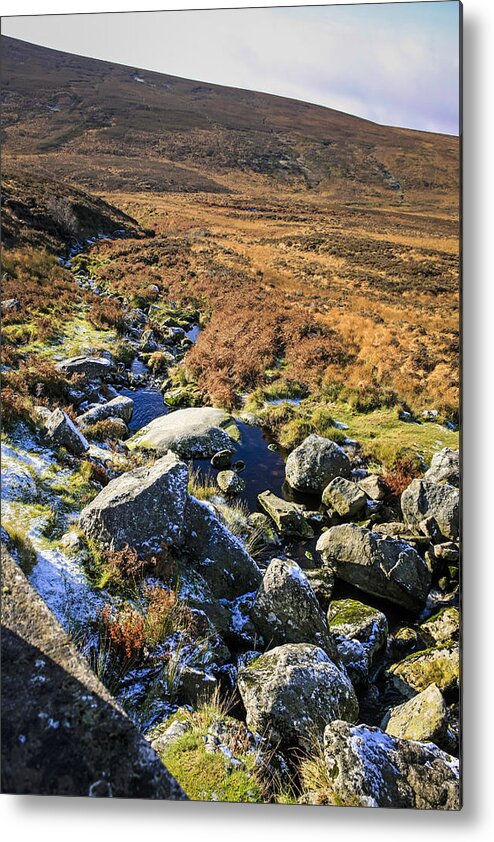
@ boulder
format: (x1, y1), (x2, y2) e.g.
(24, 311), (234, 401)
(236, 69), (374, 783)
(79, 451), (189, 553)
(237, 644), (358, 750)
(211, 450), (233, 469)
(327, 599), (388, 660)
(334, 637), (370, 687)
(419, 607), (460, 646)
(285, 434), (351, 494)
(322, 477), (367, 518)
(57, 356), (114, 380)
(424, 448), (460, 488)
(77, 395), (134, 427)
(216, 470), (245, 496)
(381, 684), (448, 745)
(304, 567), (335, 606)
(387, 643), (459, 699)
(252, 558), (337, 658)
(401, 479), (459, 540)
(323, 721), (459, 809)
(316, 524), (431, 611)
(127, 407), (238, 459)
(257, 490), (314, 539)
(1, 461), (38, 504)
(44, 408), (89, 456)
(358, 474), (387, 501)
(182, 497), (261, 599)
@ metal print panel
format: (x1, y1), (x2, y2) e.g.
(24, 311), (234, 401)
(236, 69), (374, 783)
(0, 2), (461, 808)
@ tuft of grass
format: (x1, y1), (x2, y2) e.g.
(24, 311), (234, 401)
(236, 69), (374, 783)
(188, 466), (217, 501)
(2, 521), (38, 576)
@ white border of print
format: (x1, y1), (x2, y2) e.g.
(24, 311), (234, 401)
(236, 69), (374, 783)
(1, 1), (493, 840)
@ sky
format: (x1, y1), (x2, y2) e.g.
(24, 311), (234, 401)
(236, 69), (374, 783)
(1, 2), (461, 135)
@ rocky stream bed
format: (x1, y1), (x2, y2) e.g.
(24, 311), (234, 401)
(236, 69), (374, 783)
(1, 241), (461, 807)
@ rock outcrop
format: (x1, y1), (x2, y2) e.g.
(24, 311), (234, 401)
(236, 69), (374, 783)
(258, 490), (314, 538)
(285, 434), (351, 494)
(182, 497), (262, 599)
(1, 549), (186, 799)
(127, 406), (238, 458)
(252, 558), (337, 657)
(322, 476), (367, 518)
(79, 451), (189, 552)
(381, 683), (449, 745)
(323, 720), (459, 809)
(316, 523), (431, 611)
(237, 643), (358, 749)
(77, 395), (134, 427)
(45, 408), (89, 455)
(423, 448), (460, 488)
(57, 355), (114, 380)
(401, 479), (459, 540)
(387, 643), (460, 699)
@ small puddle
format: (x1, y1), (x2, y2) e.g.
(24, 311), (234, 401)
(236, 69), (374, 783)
(185, 323), (201, 343)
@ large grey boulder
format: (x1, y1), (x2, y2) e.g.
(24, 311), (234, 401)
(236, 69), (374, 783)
(1, 549), (186, 799)
(322, 477), (367, 518)
(77, 395), (134, 427)
(237, 644), (358, 750)
(127, 406), (238, 458)
(424, 448), (460, 488)
(45, 408), (89, 456)
(252, 558), (337, 658)
(57, 356), (114, 380)
(285, 434), (351, 494)
(358, 474), (387, 501)
(387, 643), (460, 699)
(182, 497), (261, 599)
(381, 683), (449, 745)
(316, 523), (431, 611)
(79, 452), (189, 553)
(327, 599), (388, 660)
(323, 721), (459, 809)
(258, 490), (313, 539)
(401, 479), (459, 540)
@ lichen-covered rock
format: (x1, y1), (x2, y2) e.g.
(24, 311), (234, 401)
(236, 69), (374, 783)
(420, 606), (460, 647)
(237, 644), (358, 750)
(57, 355), (114, 380)
(258, 490), (314, 539)
(327, 599), (388, 660)
(127, 406), (238, 458)
(285, 434), (351, 494)
(305, 567), (335, 607)
(216, 470), (245, 495)
(401, 479), (459, 541)
(44, 408), (89, 455)
(424, 448), (460, 488)
(252, 558), (337, 658)
(323, 720), (459, 809)
(358, 474), (387, 501)
(381, 683), (448, 744)
(79, 451), (189, 552)
(322, 477), (367, 518)
(175, 667), (218, 706)
(182, 497), (261, 599)
(387, 643), (460, 699)
(316, 523), (430, 611)
(77, 395), (134, 427)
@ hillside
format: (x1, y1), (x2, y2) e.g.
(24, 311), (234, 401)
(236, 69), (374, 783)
(1, 35), (458, 209)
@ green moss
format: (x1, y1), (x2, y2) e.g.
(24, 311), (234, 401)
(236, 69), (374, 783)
(328, 599), (378, 628)
(160, 731), (263, 803)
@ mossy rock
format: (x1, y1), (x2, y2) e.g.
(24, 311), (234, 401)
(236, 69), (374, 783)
(387, 643), (459, 699)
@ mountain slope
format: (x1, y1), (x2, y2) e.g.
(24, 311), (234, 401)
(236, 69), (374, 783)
(1, 35), (458, 207)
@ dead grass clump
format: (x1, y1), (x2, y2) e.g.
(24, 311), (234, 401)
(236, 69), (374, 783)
(100, 603), (146, 663)
(88, 298), (126, 333)
(382, 454), (422, 498)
